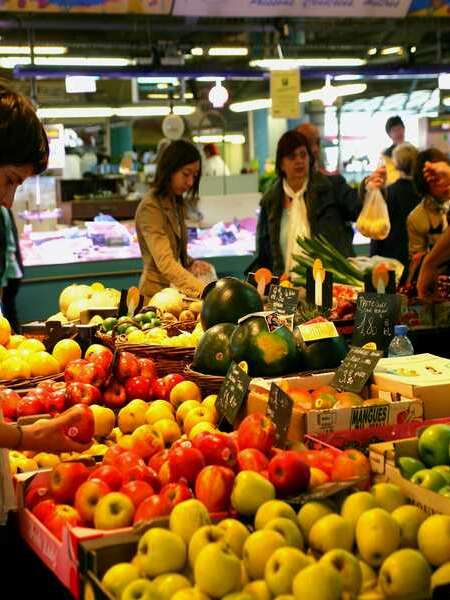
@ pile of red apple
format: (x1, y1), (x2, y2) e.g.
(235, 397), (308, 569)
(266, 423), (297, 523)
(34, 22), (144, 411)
(26, 411), (370, 540)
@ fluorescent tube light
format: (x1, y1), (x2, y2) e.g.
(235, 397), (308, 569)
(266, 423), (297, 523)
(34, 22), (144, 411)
(196, 76), (225, 82)
(137, 77), (179, 85)
(65, 76), (97, 94)
(250, 58), (366, 69)
(37, 105), (196, 119)
(230, 99), (271, 112)
(147, 93), (194, 100)
(0, 56), (134, 68)
(191, 47), (204, 56)
(381, 47), (403, 56)
(368, 48), (377, 56)
(193, 134), (245, 144)
(0, 45), (67, 55)
(208, 47), (248, 57)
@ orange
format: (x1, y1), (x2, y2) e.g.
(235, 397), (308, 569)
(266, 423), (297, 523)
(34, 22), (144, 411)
(169, 380), (202, 407)
(28, 351), (61, 377)
(52, 338), (82, 369)
(0, 316), (11, 346)
(18, 338), (46, 353)
(7, 334), (26, 349)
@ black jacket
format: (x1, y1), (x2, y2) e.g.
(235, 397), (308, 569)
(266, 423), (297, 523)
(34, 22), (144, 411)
(251, 172), (361, 275)
(370, 178), (420, 269)
(0, 208), (23, 282)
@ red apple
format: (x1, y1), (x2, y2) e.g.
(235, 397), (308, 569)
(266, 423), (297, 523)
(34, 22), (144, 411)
(63, 404), (95, 444)
(192, 432), (238, 470)
(237, 412), (276, 455)
(163, 373), (185, 395)
(115, 352), (140, 382)
(158, 461), (173, 487)
(152, 377), (168, 400)
(237, 448), (269, 473)
(74, 479), (110, 525)
(103, 380), (127, 409)
(148, 449), (170, 473)
(65, 382), (101, 407)
(44, 389), (67, 415)
(115, 451), (145, 474)
(45, 504), (80, 540)
(36, 380), (55, 392)
(32, 499), (56, 523)
(16, 396), (45, 418)
(103, 444), (125, 466)
(268, 451), (310, 497)
(50, 462), (90, 504)
(195, 465), (235, 513)
(120, 481), (154, 508)
(159, 482), (193, 509)
(168, 445), (205, 486)
(133, 494), (171, 524)
(130, 425), (164, 460)
(0, 388), (21, 420)
(331, 449), (370, 483)
(89, 465), (124, 491)
(124, 376), (153, 402)
(24, 472), (52, 510)
(65, 359), (107, 387)
(137, 358), (157, 380)
(85, 344), (114, 371)
(123, 464), (160, 492)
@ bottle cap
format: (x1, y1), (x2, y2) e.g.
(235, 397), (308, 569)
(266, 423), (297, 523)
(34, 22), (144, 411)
(394, 324), (408, 336)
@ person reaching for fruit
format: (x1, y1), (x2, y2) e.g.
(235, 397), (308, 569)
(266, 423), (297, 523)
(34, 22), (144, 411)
(135, 139), (213, 299)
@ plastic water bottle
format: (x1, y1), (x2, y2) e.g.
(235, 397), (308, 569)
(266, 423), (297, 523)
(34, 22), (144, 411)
(388, 324), (414, 357)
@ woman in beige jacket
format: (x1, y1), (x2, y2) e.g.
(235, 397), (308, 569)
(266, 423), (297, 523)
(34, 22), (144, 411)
(136, 140), (208, 298)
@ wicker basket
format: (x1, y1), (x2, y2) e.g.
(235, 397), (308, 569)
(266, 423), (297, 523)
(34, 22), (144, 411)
(95, 330), (116, 350)
(0, 371), (64, 391)
(115, 338), (195, 377)
(183, 364), (225, 397)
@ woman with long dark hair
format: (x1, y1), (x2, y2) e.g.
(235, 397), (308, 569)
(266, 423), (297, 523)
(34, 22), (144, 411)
(136, 139), (210, 298)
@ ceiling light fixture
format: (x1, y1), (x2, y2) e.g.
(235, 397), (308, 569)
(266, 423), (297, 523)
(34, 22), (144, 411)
(229, 98), (271, 112)
(0, 56), (134, 69)
(147, 92), (194, 99)
(410, 46), (417, 54)
(193, 134), (245, 144)
(381, 47), (403, 55)
(368, 48), (378, 56)
(196, 76), (225, 82)
(442, 97), (450, 107)
(250, 58), (366, 70)
(439, 74), (450, 89)
(191, 47), (204, 56)
(0, 45), (67, 55)
(208, 80), (229, 108)
(37, 105), (195, 119)
(209, 47), (248, 57)
(137, 77), (179, 85)
(65, 76), (97, 93)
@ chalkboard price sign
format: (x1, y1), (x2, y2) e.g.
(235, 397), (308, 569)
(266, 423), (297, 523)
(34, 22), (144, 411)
(267, 285), (300, 315)
(331, 346), (384, 393)
(267, 383), (294, 448)
(216, 362), (251, 425)
(352, 293), (400, 354)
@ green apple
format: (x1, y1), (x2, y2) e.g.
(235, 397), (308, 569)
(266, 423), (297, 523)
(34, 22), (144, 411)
(243, 529), (286, 580)
(292, 563), (342, 600)
(169, 499), (211, 544)
(391, 505), (427, 548)
(431, 561), (450, 591)
(243, 580), (272, 600)
(231, 471), (276, 517)
(254, 500), (297, 530)
(194, 542), (241, 598)
(432, 465), (450, 484)
(153, 573), (191, 600)
(188, 525), (225, 567)
(418, 423), (450, 467)
(172, 588), (209, 600)
(94, 492), (135, 530)
(411, 468), (447, 491)
(397, 456), (426, 480)
(359, 560), (377, 592)
(356, 508), (400, 567)
(418, 514), (450, 566)
(439, 485), (450, 497)
(309, 514), (354, 555)
(340, 492), (379, 530)
(379, 549), (431, 599)
(320, 549), (362, 596)
(137, 527), (186, 577)
(370, 483), (406, 512)
(265, 547), (313, 596)
(297, 501), (334, 540)
(218, 518), (250, 559)
(101, 562), (139, 598)
(121, 579), (162, 600)
(264, 517), (304, 549)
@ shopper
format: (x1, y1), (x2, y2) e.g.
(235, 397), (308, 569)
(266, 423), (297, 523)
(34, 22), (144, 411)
(251, 130), (361, 277)
(371, 143), (420, 273)
(0, 208), (23, 332)
(382, 115), (408, 185)
(407, 148), (450, 259)
(135, 139), (211, 298)
(203, 142), (230, 177)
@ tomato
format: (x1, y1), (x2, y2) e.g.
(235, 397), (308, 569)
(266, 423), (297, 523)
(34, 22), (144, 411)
(331, 449), (370, 484)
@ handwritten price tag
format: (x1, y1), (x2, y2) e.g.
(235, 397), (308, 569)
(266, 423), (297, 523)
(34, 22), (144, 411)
(216, 362), (251, 425)
(331, 346), (383, 393)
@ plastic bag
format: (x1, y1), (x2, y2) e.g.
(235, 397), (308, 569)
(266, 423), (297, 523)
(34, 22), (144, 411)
(356, 187), (391, 240)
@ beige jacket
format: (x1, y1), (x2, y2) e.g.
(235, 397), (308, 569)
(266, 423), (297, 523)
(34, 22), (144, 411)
(407, 197), (449, 257)
(135, 191), (204, 298)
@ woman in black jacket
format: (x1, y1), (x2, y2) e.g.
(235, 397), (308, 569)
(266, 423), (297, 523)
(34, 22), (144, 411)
(0, 207), (23, 332)
(252, 130), (361, 276)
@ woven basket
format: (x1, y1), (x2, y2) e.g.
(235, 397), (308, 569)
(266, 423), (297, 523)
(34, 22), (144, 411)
(0, 371), (64, 391)
(115, 338), (195, 377)
(95, 330), (116, 350)
(184, 364), (225, 397)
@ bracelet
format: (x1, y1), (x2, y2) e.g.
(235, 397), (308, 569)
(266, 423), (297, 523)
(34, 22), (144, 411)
(11, 424), (23, 450)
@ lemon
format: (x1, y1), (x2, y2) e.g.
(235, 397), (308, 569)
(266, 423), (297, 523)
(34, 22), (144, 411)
(52, 338), (82, 369)
(19, 338), (46, 353)
(7, 334), (26, 349)
(0, 316), (11, 346)
(28, 351), (61, 377)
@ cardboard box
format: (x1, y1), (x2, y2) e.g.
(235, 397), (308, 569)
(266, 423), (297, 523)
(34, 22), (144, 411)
(369, 436), (450, 516)
(373, 354), (450, 420)
(247, 372), (423, 442)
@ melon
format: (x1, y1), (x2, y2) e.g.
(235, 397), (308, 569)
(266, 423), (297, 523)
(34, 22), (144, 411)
(192, 323), (237, 375)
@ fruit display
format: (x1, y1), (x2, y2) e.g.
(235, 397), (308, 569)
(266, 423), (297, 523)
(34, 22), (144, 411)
(192, 323), (237, 376)
(50, 282), (121, 323)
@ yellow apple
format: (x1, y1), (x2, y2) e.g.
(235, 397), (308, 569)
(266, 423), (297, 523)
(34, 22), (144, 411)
(243, 529), (286, 580)
(169, 499), (211, 544)
(255, 500), (297, 530)
(137, 527), (186, 577)
(176, 400), (202, 427)
(90, 404), (116, 438)
(194, 543), (241, 598)
(418, 514), (450, 566)
(188, 422), (216, 440)
(183, 407), (216, 435)
(102, 562), (140, 598)
(118, 399), (148, 434)
(33, 452), (60, 468)
(146, 402), (175, 425)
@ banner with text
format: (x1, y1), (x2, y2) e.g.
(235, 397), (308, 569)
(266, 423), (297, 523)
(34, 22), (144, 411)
(173, 0), (412, 18)
(2, 0), (171, 14)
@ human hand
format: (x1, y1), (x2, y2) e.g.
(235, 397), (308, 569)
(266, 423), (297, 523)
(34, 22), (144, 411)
(423, 161), (450, 195)
(21, 405), (93, 453)
(190, 260), (214, 276)
(366, 166), (387, 190)
(417, 258), (438, 302)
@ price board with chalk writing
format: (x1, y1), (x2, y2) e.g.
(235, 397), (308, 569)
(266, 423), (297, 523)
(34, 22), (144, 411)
(216, 362), (251, 425)
(267, 285), (300, 316)
(267, 383), (294, 448)
(331, 346), (383, 393)
(352, 293), (400, 353)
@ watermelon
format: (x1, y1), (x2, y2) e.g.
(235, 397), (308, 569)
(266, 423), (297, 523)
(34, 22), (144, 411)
(230, 316), (300, 377)
(294, 332), (348, 372)
(192, 323), (237, 376)
(201, 277), (263, 330)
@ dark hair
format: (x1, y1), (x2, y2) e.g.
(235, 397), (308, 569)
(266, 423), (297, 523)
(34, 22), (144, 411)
(414, 147), (450, 196)
(385, 115), (405, 135)
(203, 143), (219, 157)
(0, 81), (49, 174)
(152, 139), (201, 199)
(275, 130), (314, 178)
